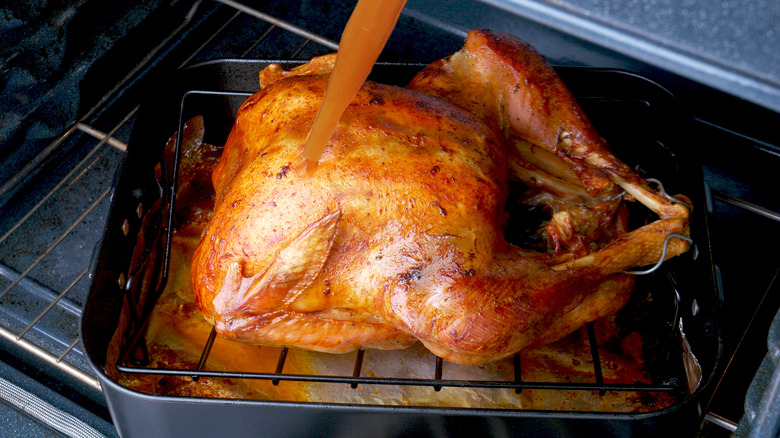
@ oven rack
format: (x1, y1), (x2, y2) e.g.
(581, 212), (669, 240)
(0, 0), (341, 399)
(0, 114), (132, 393)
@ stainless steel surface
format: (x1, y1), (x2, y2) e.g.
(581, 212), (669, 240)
(705, 412), (738, 433)
(736, 286), (780, 437)
(712, 190), (780, 224)
(472, 0), (780, 113)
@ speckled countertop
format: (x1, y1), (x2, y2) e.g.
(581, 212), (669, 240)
(536, 0), (777, 76)
(418, 0), (780, 112)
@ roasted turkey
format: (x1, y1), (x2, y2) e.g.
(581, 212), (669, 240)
(191, 30), (691, 365)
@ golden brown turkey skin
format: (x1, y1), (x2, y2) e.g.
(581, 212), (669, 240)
(193, 75), (514, 356)
(191, 30), (691, 365)
(409, 30), (689, 221)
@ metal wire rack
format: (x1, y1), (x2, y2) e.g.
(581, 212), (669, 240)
(117, 322), (681, 396)
(0, 0), (338, 396)
(0, 117), (130, 392)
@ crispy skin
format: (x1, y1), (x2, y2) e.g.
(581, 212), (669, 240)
(191, 30), (691, 365)
(194, 76), (509, 355)
(409, 30), (689, 221)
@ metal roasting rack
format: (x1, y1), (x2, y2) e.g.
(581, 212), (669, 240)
(6, 0), (777, 417)
(112, 116), (684, 396)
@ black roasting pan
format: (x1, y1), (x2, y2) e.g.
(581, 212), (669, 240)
(82, 59), (723, 437)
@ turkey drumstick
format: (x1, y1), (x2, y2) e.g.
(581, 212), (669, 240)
(408, 29), (690, 221)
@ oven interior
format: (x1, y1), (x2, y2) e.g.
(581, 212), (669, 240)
(90, 55), (713, 403)
(1, 1), (779, 437)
